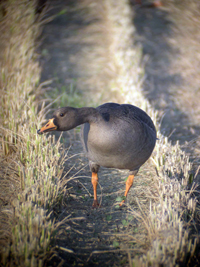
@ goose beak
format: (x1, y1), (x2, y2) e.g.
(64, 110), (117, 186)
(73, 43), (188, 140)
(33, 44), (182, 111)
(37, 118), (57, 135)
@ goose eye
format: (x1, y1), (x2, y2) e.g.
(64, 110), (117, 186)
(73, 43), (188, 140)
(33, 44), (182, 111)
(60, 113), (64, 117)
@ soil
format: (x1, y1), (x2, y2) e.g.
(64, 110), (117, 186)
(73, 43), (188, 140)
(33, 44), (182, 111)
(39, 0), (200, 266)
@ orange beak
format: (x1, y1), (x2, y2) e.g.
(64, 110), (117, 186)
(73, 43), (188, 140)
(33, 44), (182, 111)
(37, 118), (57, 135)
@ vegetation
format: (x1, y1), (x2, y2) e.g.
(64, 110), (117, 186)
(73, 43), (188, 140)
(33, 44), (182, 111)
(104, 0), (198, 265)
(0, 0), (199, 266)
(0, 1), (66, 266)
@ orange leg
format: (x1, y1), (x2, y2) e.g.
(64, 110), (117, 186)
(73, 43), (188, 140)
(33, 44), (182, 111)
(91, 172), (99, 208)
(120, 174), (135, 206)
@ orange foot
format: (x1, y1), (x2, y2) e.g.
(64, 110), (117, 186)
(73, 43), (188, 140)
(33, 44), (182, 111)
(119, 199), (126, 207)
(92, 200), (100, 208)
(119, 199), (125, 207)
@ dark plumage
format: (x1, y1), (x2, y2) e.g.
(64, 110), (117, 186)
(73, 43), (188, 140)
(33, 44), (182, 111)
(37, 103), (157, 207)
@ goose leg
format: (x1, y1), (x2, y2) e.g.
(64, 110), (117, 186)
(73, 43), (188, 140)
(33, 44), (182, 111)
(91, 172), (99, 208)
(120, 174), (135, 206)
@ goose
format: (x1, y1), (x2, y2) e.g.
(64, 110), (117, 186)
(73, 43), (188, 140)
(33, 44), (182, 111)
(37, 103), (156, 207)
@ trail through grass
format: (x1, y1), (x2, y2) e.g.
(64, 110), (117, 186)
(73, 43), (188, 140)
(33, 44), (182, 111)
(0, 0), (200, 266)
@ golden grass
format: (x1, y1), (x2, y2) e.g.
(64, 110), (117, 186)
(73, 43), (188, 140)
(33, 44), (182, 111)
(0, 0), (66, 265)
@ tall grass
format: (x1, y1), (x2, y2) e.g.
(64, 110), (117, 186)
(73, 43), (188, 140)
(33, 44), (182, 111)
(0, 1), (66, 266)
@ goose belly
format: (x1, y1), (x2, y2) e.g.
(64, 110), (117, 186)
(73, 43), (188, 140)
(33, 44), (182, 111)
(82, 122), (155, 171)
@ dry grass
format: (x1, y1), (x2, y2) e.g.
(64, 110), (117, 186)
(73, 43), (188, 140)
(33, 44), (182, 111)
(102, 0), (198, 265)
(165, 0), (200, 125)
(0, 0), (199, 266)
(0, 0), (66, 266)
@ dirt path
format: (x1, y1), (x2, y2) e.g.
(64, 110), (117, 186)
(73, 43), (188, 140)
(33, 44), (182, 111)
(40, 1), (150, 266)
(39, 0), (200, 266)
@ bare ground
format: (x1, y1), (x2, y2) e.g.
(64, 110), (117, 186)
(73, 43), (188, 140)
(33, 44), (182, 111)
(39, 0), (200, 266)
